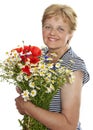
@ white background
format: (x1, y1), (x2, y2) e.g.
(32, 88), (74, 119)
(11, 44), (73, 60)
(0, 0), (93, 130)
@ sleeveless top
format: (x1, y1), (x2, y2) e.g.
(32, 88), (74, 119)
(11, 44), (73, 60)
(42, 47), (90, 130)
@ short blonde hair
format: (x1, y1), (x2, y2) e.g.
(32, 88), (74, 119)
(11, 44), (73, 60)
(42, 4), (77, 33)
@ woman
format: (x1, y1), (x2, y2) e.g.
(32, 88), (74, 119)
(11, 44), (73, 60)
(15, 4), (90, 130)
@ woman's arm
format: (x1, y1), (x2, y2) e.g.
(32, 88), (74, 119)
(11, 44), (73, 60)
(15, 70), (83, 130)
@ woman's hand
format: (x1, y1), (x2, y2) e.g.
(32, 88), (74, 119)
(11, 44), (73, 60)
(15, 95), (26, 115)
(16, 86), (22, 94)
(15, 86), (26, 115)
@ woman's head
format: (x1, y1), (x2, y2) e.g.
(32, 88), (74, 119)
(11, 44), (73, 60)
(42, 4), (77, 33)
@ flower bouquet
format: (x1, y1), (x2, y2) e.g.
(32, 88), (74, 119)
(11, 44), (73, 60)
(0, 43), (74, 130)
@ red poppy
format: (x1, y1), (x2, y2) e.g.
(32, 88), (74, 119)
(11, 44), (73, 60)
(13, 47), (23, 53)
(23, 45), (31, 54)
(12, 45), (42, 65)
(20, 55), (28, 63)
(30, 46), (42, 57)
(29, 56), (40, 64)
(22, 65), (30, 75)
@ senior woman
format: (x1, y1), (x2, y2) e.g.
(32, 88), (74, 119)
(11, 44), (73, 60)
(15, 4), (90, 130)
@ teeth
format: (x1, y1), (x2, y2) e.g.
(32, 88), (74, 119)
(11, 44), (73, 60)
(49, 38), (57, 41)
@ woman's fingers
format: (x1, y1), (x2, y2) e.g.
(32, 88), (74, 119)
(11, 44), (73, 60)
(15, 96), (25, 115)
(16, 86), (22, 94)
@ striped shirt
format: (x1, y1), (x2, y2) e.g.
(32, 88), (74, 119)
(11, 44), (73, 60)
(42, 47), (90, 130)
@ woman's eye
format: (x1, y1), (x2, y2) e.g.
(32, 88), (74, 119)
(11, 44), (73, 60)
(58, 27), (64, 32)
(45, 26), (51, 29)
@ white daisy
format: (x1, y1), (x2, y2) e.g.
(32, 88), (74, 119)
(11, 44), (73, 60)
(30, 89), (37, 97)
(21, 90), (30, 101)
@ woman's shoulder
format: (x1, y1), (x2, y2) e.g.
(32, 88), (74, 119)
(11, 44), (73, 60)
(60, 47), (85, 68)
(61, 47), (90, 85)
(62, 47), (86, 67)
(62, 47), (84, 62)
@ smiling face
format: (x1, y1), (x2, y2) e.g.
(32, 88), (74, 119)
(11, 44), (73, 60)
(42, 16), (73, 52)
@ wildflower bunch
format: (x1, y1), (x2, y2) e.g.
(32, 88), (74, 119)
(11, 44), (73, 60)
(0, 44), (74, 130)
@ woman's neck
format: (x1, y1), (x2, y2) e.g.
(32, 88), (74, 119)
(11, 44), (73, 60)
(48, 45), (70, 62)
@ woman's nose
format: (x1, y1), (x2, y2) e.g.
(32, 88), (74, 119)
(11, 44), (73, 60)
(50, 28), (57, 35)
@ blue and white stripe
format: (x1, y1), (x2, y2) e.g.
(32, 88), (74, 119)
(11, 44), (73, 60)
(42, 47), (90, 130)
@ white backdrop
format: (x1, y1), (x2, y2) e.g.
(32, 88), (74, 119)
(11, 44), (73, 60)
(0, 0), (93, 130)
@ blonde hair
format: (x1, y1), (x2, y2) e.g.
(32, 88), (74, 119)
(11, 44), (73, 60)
(42, 4), (77, 33)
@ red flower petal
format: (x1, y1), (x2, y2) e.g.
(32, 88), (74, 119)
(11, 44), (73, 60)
(22, 65), (30, 75)
(23, 45), (31, 54)
(30, 56), (40, 64)
(20, 55), (28, 63)
(30, 46), (42, 57)
(12, 47), (23, 53)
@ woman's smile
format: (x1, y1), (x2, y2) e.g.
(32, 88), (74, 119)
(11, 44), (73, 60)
(48, 36), (59, 42)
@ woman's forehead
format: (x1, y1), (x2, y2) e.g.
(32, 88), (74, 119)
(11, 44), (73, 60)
(44, 16), (69, 26)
